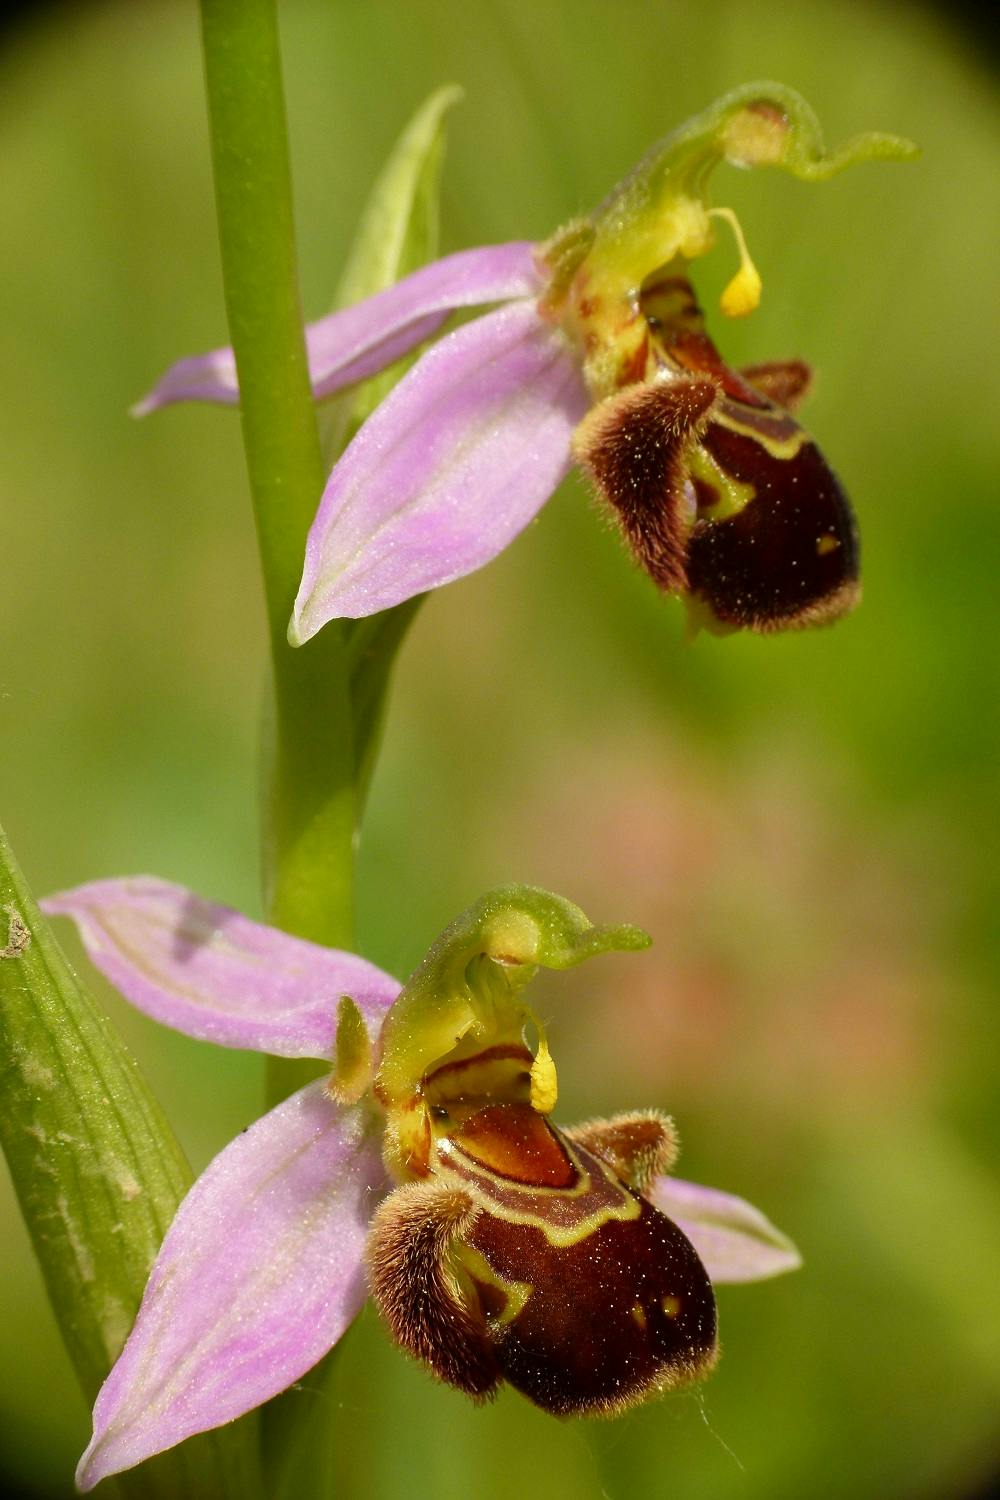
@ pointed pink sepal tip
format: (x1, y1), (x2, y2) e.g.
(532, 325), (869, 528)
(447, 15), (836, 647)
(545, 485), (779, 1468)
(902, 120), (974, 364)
(652, 1175), (802, 1284)
(133, 242), (542, 415)
(41, 877), (401, 1058)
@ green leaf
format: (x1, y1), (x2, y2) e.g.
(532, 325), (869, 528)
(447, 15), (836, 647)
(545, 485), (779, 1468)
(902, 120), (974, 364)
(348, 593), (424, 814)
(321, 83), (464, 811)
(333, 81), (464, 303)
(0, 820), (262, 1499)
(321, 81), (463, 456)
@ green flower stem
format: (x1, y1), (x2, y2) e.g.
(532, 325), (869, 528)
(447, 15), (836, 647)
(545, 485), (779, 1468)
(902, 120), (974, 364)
(200, 0), (355, 955)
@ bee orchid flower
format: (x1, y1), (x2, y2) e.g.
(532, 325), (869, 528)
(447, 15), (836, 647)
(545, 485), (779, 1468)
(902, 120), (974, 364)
(138, 82), (915, 638)
(43, 878), (800, 1489)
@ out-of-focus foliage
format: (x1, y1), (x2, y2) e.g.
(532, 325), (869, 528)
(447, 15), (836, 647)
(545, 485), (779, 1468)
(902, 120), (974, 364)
(0, 1), (997, 1497)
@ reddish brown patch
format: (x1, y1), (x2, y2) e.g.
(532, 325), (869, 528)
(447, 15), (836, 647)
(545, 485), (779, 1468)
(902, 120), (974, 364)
(369, 1117), (718, 1418)
(451, 1102), (576, 1188)
(740, 359), (813, 412)
(715, 397), (800, 446)
(666, 330), (770, 407)
(693, 476), (721, 515)
(747, 99), (788, 127)
(617, 331), (651, 388)
(641, 272), (769, 408)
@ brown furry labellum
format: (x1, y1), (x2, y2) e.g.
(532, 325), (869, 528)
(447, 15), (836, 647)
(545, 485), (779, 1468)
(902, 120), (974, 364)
(367, 1093), (718, 1416)
(572, 272), (860, 632)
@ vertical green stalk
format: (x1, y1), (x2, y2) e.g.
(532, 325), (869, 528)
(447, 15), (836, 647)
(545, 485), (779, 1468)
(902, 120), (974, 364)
(200, 0), (355, 953)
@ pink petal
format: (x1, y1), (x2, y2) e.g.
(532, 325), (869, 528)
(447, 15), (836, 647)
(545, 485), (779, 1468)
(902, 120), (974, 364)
(41, 878), (400, 1058)
(290, 300), (588, 634)
(651, 1176), (802, 1284)
(77, 1083), (387, 1489)
(133, 242), (542, 413)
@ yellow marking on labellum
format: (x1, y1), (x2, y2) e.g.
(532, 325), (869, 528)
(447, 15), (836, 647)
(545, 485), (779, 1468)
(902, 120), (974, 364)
(715, 411), (809, 461)
(688, 445), (755, 520)
(816, 533), (840, 556)
(438, 1131), (643, 1248)
(631, 1302), (648, 1330)
(661, 1295), (682, 1318)
(457, 1244), (533, 1329)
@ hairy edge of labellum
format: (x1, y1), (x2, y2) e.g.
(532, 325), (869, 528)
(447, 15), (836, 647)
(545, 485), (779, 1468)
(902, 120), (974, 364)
(564, 1109), (679, 1191)
(367, 1103), (719, 1417)
(571, 364), (860, 632)
(572, 376), (719, 595)
(366, 1181), (501, 1399)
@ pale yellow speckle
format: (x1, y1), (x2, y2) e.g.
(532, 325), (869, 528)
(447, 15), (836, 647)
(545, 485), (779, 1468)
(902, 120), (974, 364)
(816, 534), (840, 556)
(661, 1294), (682, 1318)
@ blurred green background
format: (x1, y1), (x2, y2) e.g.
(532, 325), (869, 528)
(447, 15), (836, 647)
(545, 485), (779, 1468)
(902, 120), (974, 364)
(1, 0), (998, 1496)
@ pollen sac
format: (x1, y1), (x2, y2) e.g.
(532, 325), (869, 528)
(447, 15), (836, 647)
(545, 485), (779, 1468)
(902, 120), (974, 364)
(572, 270), (860, 633)
(367, 1075), (718, 1416)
